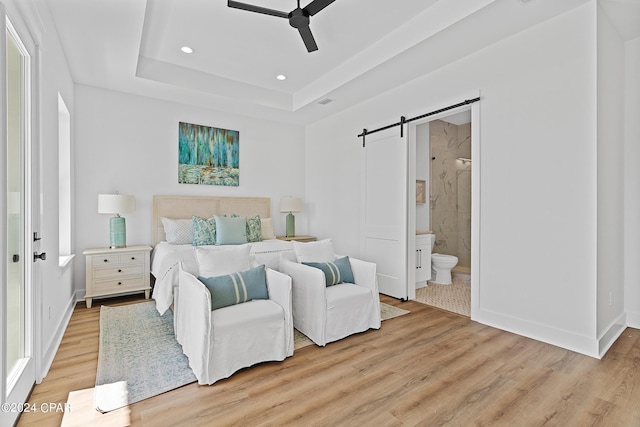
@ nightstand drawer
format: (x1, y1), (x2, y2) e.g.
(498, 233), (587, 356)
(92, 276), (147, 294)
(95, 253), (144, 265)
(93, 264), (145, 279)
(95, 254), (121, 265)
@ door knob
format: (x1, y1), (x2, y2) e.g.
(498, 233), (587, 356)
(33, 252), (47, 261)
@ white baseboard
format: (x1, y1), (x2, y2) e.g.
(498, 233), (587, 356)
(474, 307), (600, 358)
(597, 312), (626, 358)
(39, 293), (77, 382)
(626, 310), (640, 329)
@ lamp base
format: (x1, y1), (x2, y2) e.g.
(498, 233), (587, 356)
(285, 213), (295, 237)
(109, 216), (127, 249)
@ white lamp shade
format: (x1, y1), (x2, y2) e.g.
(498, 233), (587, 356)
(280, 197), (302, 213)
(98, 194), (136, 215)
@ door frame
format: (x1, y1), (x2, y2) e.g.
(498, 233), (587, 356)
(1, 1), (41, 424)
(407, 95), (481, 319)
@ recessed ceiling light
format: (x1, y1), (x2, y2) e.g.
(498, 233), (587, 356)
(181, 46), (193, 54)
(276, 74), (287, 81)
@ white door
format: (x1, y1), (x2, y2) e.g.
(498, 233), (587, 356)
(360, 128), (408, 300)
(2, 9), (38, 426)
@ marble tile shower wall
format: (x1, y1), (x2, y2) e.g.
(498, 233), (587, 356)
(430, 120), (471, 268)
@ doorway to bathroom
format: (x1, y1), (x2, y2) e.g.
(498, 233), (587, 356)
(409, 104), (477, 318)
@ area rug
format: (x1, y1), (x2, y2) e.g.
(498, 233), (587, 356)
(415, 275), (471, 317)
(94, 302), (196, 413)
(293, 302), (410, 350)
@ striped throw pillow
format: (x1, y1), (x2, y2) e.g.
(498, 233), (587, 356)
(302, 256), (354, 287)
(198, 264), (269, 311)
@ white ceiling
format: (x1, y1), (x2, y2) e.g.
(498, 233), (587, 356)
(43, 0), (639, 125)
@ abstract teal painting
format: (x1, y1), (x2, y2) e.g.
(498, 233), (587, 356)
(178, 122), (239, 186)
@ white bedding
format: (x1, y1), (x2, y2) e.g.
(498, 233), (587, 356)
(151, 239), (294, 314)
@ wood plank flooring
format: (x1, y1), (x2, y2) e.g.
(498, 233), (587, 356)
(17, 295), (640, 426)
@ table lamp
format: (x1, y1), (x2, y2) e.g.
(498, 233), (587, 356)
(280, 197), (302, 237)
(98, 194), (136, 248)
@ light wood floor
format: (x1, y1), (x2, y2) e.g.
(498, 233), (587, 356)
(18, 295), (640, 426)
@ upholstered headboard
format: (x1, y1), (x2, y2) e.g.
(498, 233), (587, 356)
(152, 195), (271, 246)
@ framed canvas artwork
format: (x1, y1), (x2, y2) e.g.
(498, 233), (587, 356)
(178, 122), (240, 186)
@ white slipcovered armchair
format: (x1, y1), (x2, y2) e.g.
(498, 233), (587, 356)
(280, 240), (381, 347)
(176, 264), (294, 385)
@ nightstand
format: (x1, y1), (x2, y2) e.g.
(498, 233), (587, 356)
(82, 245), (152, 308)
(276, 235), (317, 243)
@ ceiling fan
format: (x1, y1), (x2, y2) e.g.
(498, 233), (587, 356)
(227, 0), (336, 52)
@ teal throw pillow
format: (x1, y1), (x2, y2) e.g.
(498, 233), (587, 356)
(214, 215), (248, 245)
(198, 264), (269, 311)
(302, 256), (354, 287)
(246, 215), (262, 243)
(192, 216), (216, 246)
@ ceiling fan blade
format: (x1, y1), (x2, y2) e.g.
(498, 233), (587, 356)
(298, 26), (318, 52)
(227, 0), (289, 19)
(302, 0), (335, 16)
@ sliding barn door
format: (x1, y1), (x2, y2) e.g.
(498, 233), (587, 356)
(360, 128), (408, 300)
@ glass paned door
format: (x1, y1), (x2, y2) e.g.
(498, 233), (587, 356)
(5, 17), (30, 394)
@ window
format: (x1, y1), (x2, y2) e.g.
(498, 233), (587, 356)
(58, 93), (72, 267)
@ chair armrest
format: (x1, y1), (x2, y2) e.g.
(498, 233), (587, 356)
(349, 257), (381, 329)
(349, 257), (378, 293)
(266, 268), (294, 356)
(280, 259), (328, 345)
(177, 264), (213, 385)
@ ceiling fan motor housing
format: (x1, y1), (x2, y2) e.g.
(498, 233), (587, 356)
(289, 8), (310, 29)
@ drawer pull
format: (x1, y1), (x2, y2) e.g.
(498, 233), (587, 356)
(118, 282), (122, 285)
(131, 257), (136, 260)
(118, 269), (122, 273)
(103, 259), (108, 263)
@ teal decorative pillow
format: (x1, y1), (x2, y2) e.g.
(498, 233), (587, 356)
(198, 264), (269, 310)
(192, 216), (216, 246)
(246, 215), (262, 243)
(302, 256), (354, 287)
(214, 215), (248, 245)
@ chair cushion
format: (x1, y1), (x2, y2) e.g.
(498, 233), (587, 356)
(302, 256), (354, 286)
(195, 244), (251, 277)
(198, 264), (268, 311)
(326, 282), (372, 307)
(292, 238), (335, 263)
(211, 298), (284, 329)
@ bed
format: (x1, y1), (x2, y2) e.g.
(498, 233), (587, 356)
(150, 195), (294, 315)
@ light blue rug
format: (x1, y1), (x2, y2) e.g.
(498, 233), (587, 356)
(94, 301), (196, 413)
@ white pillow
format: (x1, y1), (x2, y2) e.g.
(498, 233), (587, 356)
(161, 217), (193, 244)
(194, 244), (251, 277)
(292, 238), (335, 263)
(260, 218), (276, 240)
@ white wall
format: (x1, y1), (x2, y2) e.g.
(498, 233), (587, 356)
(624, 37), (640, 327)
(306, 4), (601, 355)
(73, 86), (305, 292)
(30, 0), (76, 379)
(596, 3), (626, 353)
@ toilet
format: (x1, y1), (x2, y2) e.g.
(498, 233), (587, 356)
(429, 234), (458, 285)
